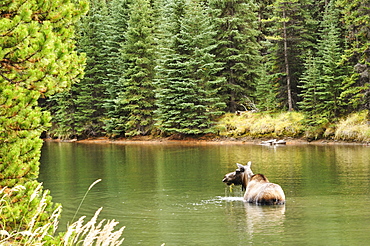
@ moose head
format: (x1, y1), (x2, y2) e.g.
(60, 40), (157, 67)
(222, 162), (252, 191)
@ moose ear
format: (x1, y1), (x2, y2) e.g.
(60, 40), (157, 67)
(236, 163), (244, 170)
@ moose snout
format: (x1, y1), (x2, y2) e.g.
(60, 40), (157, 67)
(222, 177), (230, 183)
(222, 169), (244, 187)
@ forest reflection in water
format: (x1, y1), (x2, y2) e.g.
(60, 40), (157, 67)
(39, 142), (370, 245)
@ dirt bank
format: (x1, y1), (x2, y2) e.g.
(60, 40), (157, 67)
(43, 136), (369, 146)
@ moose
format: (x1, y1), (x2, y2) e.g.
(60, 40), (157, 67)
(238, 161), (285, 205)
(223, 161), (285, 205)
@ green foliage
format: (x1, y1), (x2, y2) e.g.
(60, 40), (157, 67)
(208, 0), (262, 112)
(254, 62), (279, 112)
(0, 86), (49, 187)
(299, 2), (348, 120)
(41, 0), (370, 140)
(48, 0), (109, 139)
(337, 0), (370, 65)
(1, 0), (87, 182)
(339, 73), (370, 112)
(0, 0), (87, 243)
(262, 0), (317, 110)
(337, 0), (370, 112)
(155, 0), (225, 135)
(315, 3), (347, 118)
(0, 0), (87, 96)
(298, 51), (321, 116)
(103, 0), (132, 136)
(300, 115), (331, 140)
(46, 91), (78, 139)
(108, 0), (157, 137)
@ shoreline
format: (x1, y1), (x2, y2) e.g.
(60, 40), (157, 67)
(42, 136), (369, 146)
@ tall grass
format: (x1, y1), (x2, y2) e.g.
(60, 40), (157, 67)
(72, 179), (102, 222)
(0, 184), (62, 245)
(0, 180), (125, 245)
(335, 111), (370, 142)
(217, 112), (305, 138)
(217, 110), (370, 142)
(62, 207), (125, 246)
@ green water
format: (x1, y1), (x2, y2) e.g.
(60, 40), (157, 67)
(39, 142), (370, 245)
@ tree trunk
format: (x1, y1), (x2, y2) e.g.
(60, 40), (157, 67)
(283, 9), (293, 111)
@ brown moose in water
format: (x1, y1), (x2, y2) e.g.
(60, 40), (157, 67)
(237, 161), (285, 205)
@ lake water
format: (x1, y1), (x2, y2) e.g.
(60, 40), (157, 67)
(39, 141), (370, 245)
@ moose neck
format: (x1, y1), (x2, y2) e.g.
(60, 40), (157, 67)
(242, 169), (253, 191)
(236, 162), (254, 191)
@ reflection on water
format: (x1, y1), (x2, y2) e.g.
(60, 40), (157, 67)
(244, 203), (285, 236)
(39, 142), (370, 245)
(217, 195), (286, 240)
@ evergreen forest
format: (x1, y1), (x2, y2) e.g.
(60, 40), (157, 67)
(44, 0), (370, 139)
(11, 0), (370, 140)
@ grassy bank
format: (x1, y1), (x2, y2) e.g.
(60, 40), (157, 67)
(334, 111), (370, 142)
(216, 111), (370, 143)
(44, 111), (370, 144)
(217, 112), (304, 139)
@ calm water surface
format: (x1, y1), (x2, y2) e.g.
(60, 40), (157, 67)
(39, 142), (370, 245)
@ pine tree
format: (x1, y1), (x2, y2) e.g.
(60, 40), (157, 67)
(48, 0), (110, 139)
(255, 62), (279, 111)
(255, 0), (283, 112)
(75, 0), (110, 137)
(314, 2), (347, 118)
(108, 0), (156, 137)
(337, 0), (370, 112)
(0, 0), (87, 240)
(263, 0), (318, 111)
(155, 0), (225, 135)
(298, 2), (348, 120)
(103, 0), (132, 134)
(208, 0), (262, 112)
(298, 52), (321, 118)
(1, 0), (87, 183)
(45, 90), (79, 138)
